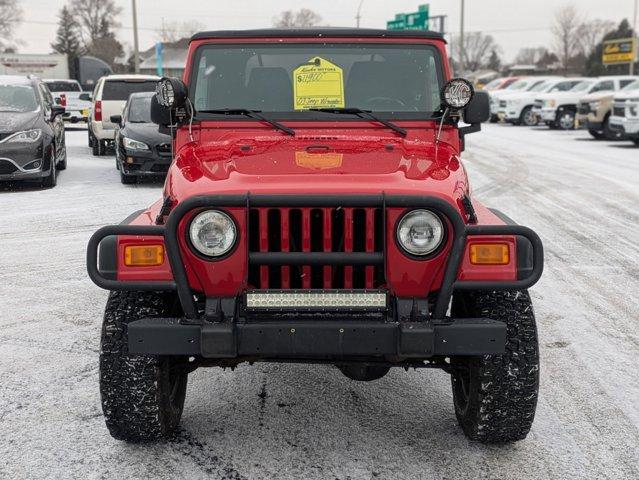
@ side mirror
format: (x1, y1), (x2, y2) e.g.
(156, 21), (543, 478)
(463, 91), (490, 124)
(51, 105), (65, 119)
(110, 114), (122, 125)
(79, 92), (92, 102)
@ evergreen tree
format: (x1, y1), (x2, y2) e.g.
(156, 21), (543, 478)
(487, 50), (502, 71)
(585, 19), (636, 76)
(51, 6), (82, 79)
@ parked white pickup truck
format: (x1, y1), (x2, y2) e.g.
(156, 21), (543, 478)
(497, 77), (583, 126)
(534, 76), (636, 129)
(609, 85), (639, 145)
(43, 79), (92, 124)
(489, 77), (553, 122)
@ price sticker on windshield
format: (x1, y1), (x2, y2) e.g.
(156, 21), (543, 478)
(293, 57), (345, 110)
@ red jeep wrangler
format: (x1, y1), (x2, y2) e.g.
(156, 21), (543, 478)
(87, 29), (543, 444)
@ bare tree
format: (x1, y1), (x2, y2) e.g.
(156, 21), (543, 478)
(452, 32), (500, 72)
(578, 19), (615, 57)
(273, 8), (322, 28)
(551, 4), (583, 73)
(69, 0), (122, 47)
(156, 20), (205, 43)
(0, 0), (23, 52)
(514, 47), (549, 65)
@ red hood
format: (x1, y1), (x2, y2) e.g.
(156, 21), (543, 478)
(164, 126), (468, 205)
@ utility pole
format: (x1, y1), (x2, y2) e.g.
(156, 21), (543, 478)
(631, 0), (638, 74)
(459, 0), (465, 73)
(356, 0), (364, 28)
(132, 0), (140, 73)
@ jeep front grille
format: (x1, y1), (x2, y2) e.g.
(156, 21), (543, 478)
(248, 207), (384, 289)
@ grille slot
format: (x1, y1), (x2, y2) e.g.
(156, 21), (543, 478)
(249, 207), (384, 289)
(0, 160), (18, 175)
(613, 105), (626, 117)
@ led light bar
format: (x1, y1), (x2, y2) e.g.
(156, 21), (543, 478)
(245, 290), (387, 311)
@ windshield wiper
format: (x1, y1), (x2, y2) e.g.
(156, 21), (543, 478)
(197, 108), (295, 136)
(308, 107), (407, 137)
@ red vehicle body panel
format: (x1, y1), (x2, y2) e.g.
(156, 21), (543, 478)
(114, 34), (519, 296)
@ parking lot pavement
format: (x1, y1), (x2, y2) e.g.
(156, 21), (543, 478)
(1, 125), (638, 479)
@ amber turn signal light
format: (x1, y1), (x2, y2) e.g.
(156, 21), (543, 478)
(469, 243), (510, 265)
(124, 245), (164, 266)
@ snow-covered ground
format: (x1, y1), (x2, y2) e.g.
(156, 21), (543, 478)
(1, 124), (638, 479)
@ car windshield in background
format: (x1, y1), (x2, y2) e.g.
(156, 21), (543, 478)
(530, 81), (550, 92)
(622, 80), (639, 90)
(192, 43), (444, 118)
(127, 96), (152, 123)
(0, 84), (39, 112)
(550, 80), (581, 92)
(102, 81), (158, 101)
(45, 81), (81, 92)
(505, 80), (529, 90)
(570, 81), (594, 92)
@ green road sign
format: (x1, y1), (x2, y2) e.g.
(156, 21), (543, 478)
(387, 4), (429, 31)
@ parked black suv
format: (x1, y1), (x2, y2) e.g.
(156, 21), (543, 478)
(111, 92), (172, 184)
(0, 75), (67, 188)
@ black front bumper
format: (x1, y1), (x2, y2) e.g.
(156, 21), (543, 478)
(119, 148), (171, 176)
(128, 316), (506, 359)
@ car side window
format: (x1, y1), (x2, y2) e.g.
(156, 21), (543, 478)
(620, 79), (635, 89)
(591, 80), (614, 93)
(38, 83), (53, 111)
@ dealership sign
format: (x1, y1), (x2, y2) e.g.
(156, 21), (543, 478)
(602, 38), (637, 65)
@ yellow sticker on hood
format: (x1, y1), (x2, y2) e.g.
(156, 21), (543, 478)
(293, 57), (345, 110)
(295, 151), (343, 170)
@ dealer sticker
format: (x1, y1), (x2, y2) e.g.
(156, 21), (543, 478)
(293, 57), (345, 110)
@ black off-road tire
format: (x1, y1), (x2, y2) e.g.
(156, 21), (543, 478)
(120, 170), (136, 184)
(633, 139), (639, 145)
(41, 151), (57, 188)
(519, 106), (537, 127)
(449, 290), (539, 444)
(100, 290), (188, 442)
(56, 137), (67, 170)
(588, 128), (604, 139)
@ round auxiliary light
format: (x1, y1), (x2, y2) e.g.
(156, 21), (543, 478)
(397, 210), (445, 257)
(441, 78), (475, 109)
(189, 210), (237, 258)
(156, 77), (187, 109)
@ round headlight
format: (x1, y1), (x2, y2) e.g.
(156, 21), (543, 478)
(189, 210), (237, 257)
(156, 77), (188, 109)
(441, 78), (475, 109)
(397, 210), (444, 256)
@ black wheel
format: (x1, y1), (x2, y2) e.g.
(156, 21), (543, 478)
(449, 290), (539, 444)
(338, 364), (390, 382)
(489, 114), (498, 123)
(120, 170), (136, 184)
(588, 128), (604, 139)
(556, 110), (575, 130)
(602, 116), (621, 140)
(100, 291), (188, 442)
(633, 139), (639, 145)
(41, 149), (57, 188)
(56, 136), (67, 170)
(97, 139), (106, 156)
(88, 129), (94, 148)
(519, 106), (537, 127)
(91, 138), (100, 156)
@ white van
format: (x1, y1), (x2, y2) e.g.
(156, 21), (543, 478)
(88, 74), (160, 156)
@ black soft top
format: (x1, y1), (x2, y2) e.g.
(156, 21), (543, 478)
(191, 28), (445, 43)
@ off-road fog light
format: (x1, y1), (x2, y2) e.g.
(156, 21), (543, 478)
(189, 210), (236, 257)
(469, 243), (510, 265)
(245, 291), (387, 310)
(124, 245), (164, 266)
(397, 209), (444, 256)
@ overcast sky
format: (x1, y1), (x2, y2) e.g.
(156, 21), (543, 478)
(13, 0), (639, 62)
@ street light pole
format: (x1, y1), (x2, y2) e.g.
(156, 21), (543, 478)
(631, 0), (638, 74)
(356, 0), (364, 28)
(132, 0), (140, 74)
(459, 0), (465, 72)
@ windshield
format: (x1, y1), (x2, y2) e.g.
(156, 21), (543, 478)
(0, 83), (39, 112)
(483, 79), (501, 90)
(45, 81), (81, 92)
(127, 96), (152, 123)
(505, 80), (530, 90)
(530, 81), (550, 92)
(102, 80), (158, 101)
(549, 80), (581, 92)
(570, 81), (594, 92)
(191, 43), (444, 118)
(622, 80), (639, 90)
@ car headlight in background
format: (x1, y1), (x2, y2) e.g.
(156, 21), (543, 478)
(189, 210), (237, 257)
(589, 101), (600, 111)
(1, 129), (42, 144)
(397, 209), (444, 256)
(628, 103), (639, 117)
(548, 100), (556, 108)
(123, 137), (149, 150)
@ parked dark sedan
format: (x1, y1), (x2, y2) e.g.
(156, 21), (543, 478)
(0, 75), (66, 188)
(111, 92), (172, 184)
